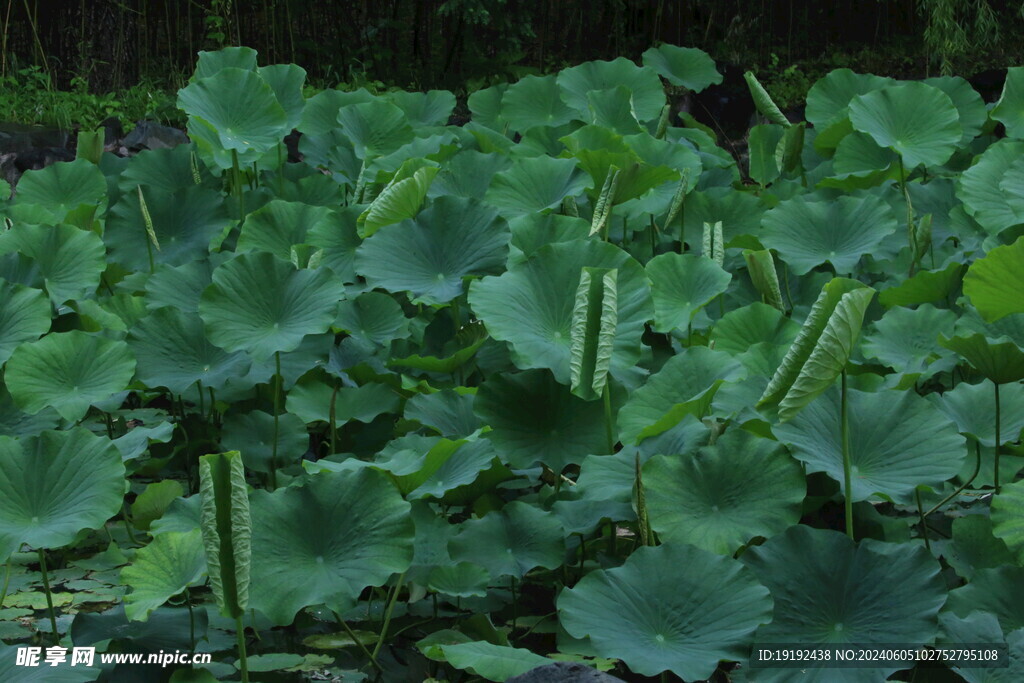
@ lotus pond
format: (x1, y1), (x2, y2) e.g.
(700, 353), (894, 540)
(1, 43), (1024, 682)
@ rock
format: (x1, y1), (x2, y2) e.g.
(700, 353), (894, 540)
(506, 661), (625, 683)
(100, 116), (124, 145)
(14, 146), (74, 172)
(122, 121), (189, 151)
(0, 123), (68, 154)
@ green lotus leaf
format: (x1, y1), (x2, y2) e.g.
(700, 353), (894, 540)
(122, 529), (206, 622)
(467, 83), (508, 131)
(111, 420), (174, 462)
(258, 63), (306, 130)
(647, 252), (731, 332)
(298, 88), (375, 137)
(193, 46), (257, 79)
(220, 410), (308, 473)
(197, 450), (251, 621)
(957, 140), (1024, 236)
(0, 379), (59, 438)
(199, 252), (345, 361)
(860, 304), (958, 378)
(617, 346), (745, 445)
(120, 145), (211, 195)
(964, 236), (1024, 322)
(992, 479), (1024, 564)
(335, 292), (409, 346)
(285, 376), (399, 425)
(106, 185), (230, 271)
(747, 124), (785, 185)
(356, 196), (509, 305)
(178, 67), (288, 166)
(759, 195), (897, 276)
(440, 642), (551, 682)
(405, 390), (479, 439)
(947, 566), (1024, 633)
(645, 429), (804, 554)
(774, 386), (965, 503)
(878, 262), (964, 308)
(0, 428), (125, 559)
(586, 86), (642, 134)
(741, 526), (946, 681)
(508, 213), (590, 264)
(449, 501), (564, 579)
(559, 126), (679, 204)
(131, 480), (185, 531)
(940, 332), (1024, 385)
(948, 515), (1016, 581)
(469, 240), (652, 384)
(992, 66), (1024, 139)
(388, 331), (488, 374)
(0, 223), (106, 305)
(237, 200), (334, 260)
(925, 75), (988, 146)
(386, 89), (456, 127)
(934, 381), (1024, 448)
(5, 331), (136, 422)
(641, 44), (721, 92)
(0, 281), (49, 365)
(830, 130), (898, 180)
(306, 206), (362, 283)
(556, 57), (665, 123)
(939, 612), (1024, 683)
(804, 69), (896, 129)
(144, 260), (215, 314)
(150, 496), (202, 536)
(475, 369), (607, 471)
(427, 562), (490, 598)
(249, 467), (413, 625)
(128, 308), (249, 395)
(681, 187), (765, 246)
(358, 164), (437, 238)
(432, 150), (512, 201)
(848, 82), (961, 168)
(568, 267), (617, 401)
(499, 74), (578, 133)
(336, 100), (414, 160)
(745, 70), (790, 127)
(382, 437), (498, 500)
(710, 302), (799, 356)
(622, 131), (702, 178)
(1001, 158), (1024, 221)
(485, 156), (589, 219)
(559, 543), (771, 680)
(13, 158), (106, 224)
(758, 278), (875, 421)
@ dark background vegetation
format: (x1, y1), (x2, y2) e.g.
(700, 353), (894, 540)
(2, 0), (1023, 126)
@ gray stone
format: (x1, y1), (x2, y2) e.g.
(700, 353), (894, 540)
(122, 121), (189, 151)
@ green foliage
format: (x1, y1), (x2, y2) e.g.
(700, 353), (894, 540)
(1, 43), (1024, 683)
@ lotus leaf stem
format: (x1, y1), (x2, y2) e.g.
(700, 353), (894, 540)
(235, 615), (249, 683)
(603, 383), (614, 454)
(0, 556), (10, 608)
(269, 350), (282, 491)
(923, 441), (982, 519)
(37, 549), (59, 645)
(371, 572), (405, 661)
(915, 488), (930, 551)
